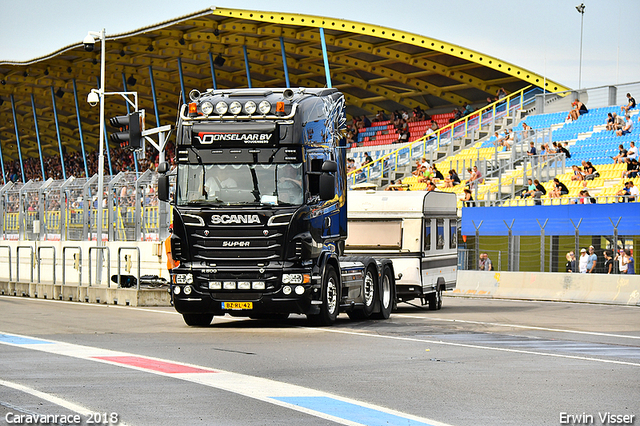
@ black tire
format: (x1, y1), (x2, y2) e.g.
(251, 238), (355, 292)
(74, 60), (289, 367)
(427, 287), (442, 311)
(372, 264), (393, 319)
(347, 265), (377, 320)
(308, 265), (340, 326)
(183, 313), (214, 326)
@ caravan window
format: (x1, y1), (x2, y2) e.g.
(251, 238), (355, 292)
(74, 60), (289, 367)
(424, 219), (431, 251)
(450, 219), (457, 249)
(436, 219), (445, 250)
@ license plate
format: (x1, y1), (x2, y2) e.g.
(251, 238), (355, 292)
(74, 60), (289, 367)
(221, 301), (253, 310)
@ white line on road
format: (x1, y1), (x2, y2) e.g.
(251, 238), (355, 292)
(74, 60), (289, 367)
(394, 314), (640, 340)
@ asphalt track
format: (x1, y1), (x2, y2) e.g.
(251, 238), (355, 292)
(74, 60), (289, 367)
(0, 295), (638, 426)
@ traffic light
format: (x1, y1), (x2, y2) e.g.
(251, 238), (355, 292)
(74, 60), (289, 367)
(109, 111), (141, 151)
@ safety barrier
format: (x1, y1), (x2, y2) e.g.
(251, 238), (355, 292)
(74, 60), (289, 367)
(0, 245), (12, 282)
(117, 246), (141, 290)
(16, 246), (34, 283)
(88, 247), (111, 288)
(37, 246), (56, 284)
(62, 246), (82, 287)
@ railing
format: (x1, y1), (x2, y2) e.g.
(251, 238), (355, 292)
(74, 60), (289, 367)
(347, 86), (536, 186)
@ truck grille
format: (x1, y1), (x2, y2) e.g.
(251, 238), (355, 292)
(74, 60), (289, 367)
(190, 228), (284, 265)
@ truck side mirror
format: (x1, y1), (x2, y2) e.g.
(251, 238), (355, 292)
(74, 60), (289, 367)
(319, 173), (335, 200)
(157, 162), (169, 174)
(158, 175), (169, 202)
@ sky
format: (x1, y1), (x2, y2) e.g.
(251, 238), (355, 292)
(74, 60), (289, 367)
(1, 0), (639, 91)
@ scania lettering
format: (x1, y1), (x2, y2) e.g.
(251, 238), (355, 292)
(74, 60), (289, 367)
(158, 88), (396, 326)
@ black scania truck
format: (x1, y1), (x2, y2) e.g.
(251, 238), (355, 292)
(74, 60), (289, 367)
(158, 87), (395, 326)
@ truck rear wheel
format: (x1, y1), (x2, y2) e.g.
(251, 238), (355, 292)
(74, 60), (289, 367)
(347, 265), (377, 320)
(372, 264), (393, 319)
(182, 313), (214, 326)
(427, 287), (442, 311)
(308, 265), (339, 326)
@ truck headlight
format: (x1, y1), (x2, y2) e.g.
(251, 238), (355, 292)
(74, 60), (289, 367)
(258, 100), (271, 115)
(252, 281), (265, 290)
(175, 273), (193, 284)
(282, 273), (303, 284)
(282, 286), (292, 295)
(244, 101), (257, 115)
(209, 281), (222, 290)
(201, 101), (214, 115)
(229, 101), (242, 115)
(295, 285), (305, 295)
(215, 101), (228, 115)
(238, 281), (251, 290)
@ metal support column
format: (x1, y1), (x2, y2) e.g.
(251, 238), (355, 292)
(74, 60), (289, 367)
(279, 37), (290, 88)
(569, 218), (582, 273)
(503, 220), (515, 272)
(72, 79), (89, 178)
(0, 130), (5, 184)
(472, 220), (483, 270)
(10, 95), (26, 182)
(50, 87), (66, 180)
(30, 94), (46, 181)
(98, 76), (113, 176)
(148, 66), (161, 128)
(208, 52), (218, 90)
(536, 219), (549, 272)
(121, 73), (139, 176)
(177, 58), (187, 105)
(319, 28), (332, 88)
(609, 217), (622, 274)
(242, 45), (252, 88)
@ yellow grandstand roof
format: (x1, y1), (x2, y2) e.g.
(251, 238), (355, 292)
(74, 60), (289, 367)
(0, 7), (569, 161)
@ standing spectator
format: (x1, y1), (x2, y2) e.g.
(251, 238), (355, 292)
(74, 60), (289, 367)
(615, 115), (633, 136)
(578, 248), (589, 273)
(565, 252), (576, 273)
(363, 152), (373, 166)
(483, 253), (493, 271)
(527, 141), (537, 156)
(586, 246), (597, 273)
(621, 93), (636, 114)
(615, 249), (628, 274)
(603, 251), (613, 274)
(496, 87), (507, 100)
(623, 249), (635, 274)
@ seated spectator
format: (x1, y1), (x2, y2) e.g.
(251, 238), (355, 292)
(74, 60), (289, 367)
(426, 180), (437, 192)
(570, 165), (585, 181)
(584, 161), (599, 180)
(548, 142), (558, 155)
(395, 119), (410, 144)
(613, 144), (628, 164)
(450, 108), (463, 123)
(521, 178), (536, 199)
(521, 122), (533, 137)
(462, 188), (474, 207)
(346, 158), (356, 173)
(431, 166), (444, 184)
(502, 129), (512, 150)
(418, 166), (434, 183)
(616, 181), (632, 202)
(616, 115), (633, 136)
(606, 112), (616, 131)
(567, 99), (588, 121)
(532, 179), (546, 205)
(362, 115), (371, 128)
(629, 181), (639, 202)
(627, 141), (638, 161)
(462, 102), (474, 116)
(373, 110), (388, 123)
(550, 178), (569, 198)
(621, 93), (636, 114)
(429, 120), (439, 132)
(576, 189), (595, 204)
(362, 152), (373, 167)
(486, 96), (497, 106)
(443, 169), (460, 188)
(622, 158), (639, 179)
(613, 113), (626, 131)
(466, 165), (483, 189)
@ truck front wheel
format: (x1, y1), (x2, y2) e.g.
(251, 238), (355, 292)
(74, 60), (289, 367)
(308, 265), (339, 326)
(427, 287), (442, 311)
(182, 313), (214, 326)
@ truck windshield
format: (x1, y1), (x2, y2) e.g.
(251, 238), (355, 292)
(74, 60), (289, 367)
(176, 163), (303, 206)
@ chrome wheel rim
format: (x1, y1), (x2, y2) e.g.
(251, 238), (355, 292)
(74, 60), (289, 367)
(327, 277), (337, 314)
(364, 271), (375, 307)
(381, 274), (391, 309)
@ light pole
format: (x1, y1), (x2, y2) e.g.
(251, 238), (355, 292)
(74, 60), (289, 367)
(83, 29), (106, 249)
(576, 3), (585, 89)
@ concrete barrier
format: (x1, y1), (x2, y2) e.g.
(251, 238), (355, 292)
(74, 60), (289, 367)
(452, 271), (640, 306)
(0, 280), (171, 307)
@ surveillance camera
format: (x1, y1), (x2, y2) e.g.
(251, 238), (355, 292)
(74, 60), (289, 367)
(83, 34), (95, 52)
(87, 91), (99, 107)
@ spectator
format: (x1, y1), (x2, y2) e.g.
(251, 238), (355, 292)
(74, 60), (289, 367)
(613, 113), (626, 131)
(567, 99), (588, 121)
(462, 188), (474, 207)
(570, 165), (585, 181)
(623, 249), (635, 274)
(565, 252), (576, 273)
(615, 249), (628, 274)
(462, 102), (474, 116)
(521, 178), (536, 199)
(584, 161), (599, 180)
(578, 189), (596, 204)
(549, 178), (569, 198)
(431, 166), (444, 184)
(557, 142), (571, 158)
(361, 115), (371, 128)
(466, 165), (483, 189)
(496, 87), (507, 100)
(373, 110), (388, 123)
(363, 152), (373, 166)
(615, 115), (633, 136)
(606, 112), (616, 131)
(346, 158), (356, 173)
(450, 108), (463, 123)
(501, 129), (512, 150)
(586, 246), (597, 273)
(621, 93), (636, 114)
(527, 141), (537, 156)
(616, 181), (632, 202)
(479, 253), (493, 271)
(578, 248), (589, 273)
(603, 251), (613, 274)
(626, 141), (638, 161)
(521, 122), (533, 138)
(628, 180), (639, 202)
(613, 144), (628, 164)
(430, 120), (439, 132)
(425, 180), (437, 192)
(532, 179), (546, 205)
(395, 119), (410, 144)
(621, 158), (639, 179)
(443, 169), (460, 188)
